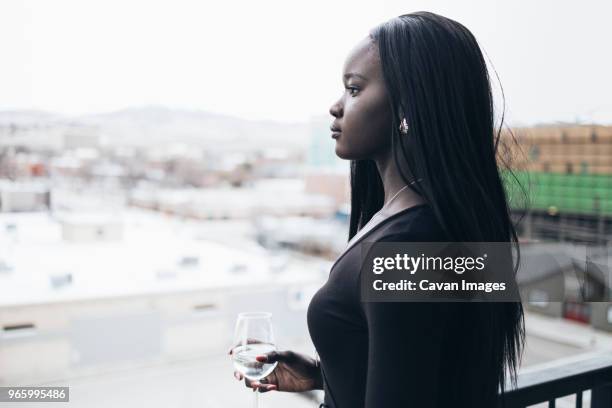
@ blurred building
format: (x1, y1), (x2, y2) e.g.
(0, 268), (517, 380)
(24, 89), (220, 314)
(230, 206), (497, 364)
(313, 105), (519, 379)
(129, 178), (336, 220)
(59, 213), (124, 242)
(253, 215), (348, 260)
(0, 209), (324, 384)
(502, 125), (612, 244)
(304, 115), (350, 208)
(518, 242), (611, 328)
(63, 131), (100, 150)
(0, 180), (51, 212)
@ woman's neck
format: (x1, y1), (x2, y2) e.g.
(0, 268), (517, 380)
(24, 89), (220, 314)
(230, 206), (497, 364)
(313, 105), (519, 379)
(374, 152), (426, 211)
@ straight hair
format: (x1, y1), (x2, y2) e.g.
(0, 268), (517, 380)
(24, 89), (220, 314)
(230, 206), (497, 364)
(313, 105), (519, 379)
(352, 11), (527, 407)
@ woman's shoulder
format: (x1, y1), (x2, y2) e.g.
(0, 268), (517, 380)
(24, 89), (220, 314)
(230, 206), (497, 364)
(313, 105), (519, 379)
(376, 203), (448, 242)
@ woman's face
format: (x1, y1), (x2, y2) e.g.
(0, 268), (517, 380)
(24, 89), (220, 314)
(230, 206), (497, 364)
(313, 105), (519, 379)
(329, 36), (393, 160)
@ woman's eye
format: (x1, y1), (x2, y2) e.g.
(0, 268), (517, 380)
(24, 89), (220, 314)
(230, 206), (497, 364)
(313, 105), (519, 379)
(346, 86), (359, 96)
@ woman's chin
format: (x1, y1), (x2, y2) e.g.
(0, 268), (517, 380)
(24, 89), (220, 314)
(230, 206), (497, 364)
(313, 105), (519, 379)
(334, 144), (351, 160)
(334, 143), (362, 160)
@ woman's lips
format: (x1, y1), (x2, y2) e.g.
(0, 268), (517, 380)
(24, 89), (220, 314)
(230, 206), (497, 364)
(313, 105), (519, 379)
(331, 131), (341, 139)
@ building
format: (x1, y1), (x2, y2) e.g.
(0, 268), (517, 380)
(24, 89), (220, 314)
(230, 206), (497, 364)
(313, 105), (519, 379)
(129, 179), (337, 220)
(502, 125), (612, 244)
(59, 213), (124, 243)
(0, 180), (51, 212)
(304, 115), (350, 209)
(517, 242), (611, 325)
(0, 209), (325, 384)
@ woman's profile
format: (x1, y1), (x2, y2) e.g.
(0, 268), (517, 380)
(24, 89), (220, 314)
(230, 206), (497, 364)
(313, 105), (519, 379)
(231, 11), (525, 407)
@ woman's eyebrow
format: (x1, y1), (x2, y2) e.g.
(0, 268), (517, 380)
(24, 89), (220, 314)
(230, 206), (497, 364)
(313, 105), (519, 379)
(343, 72), (368, 81)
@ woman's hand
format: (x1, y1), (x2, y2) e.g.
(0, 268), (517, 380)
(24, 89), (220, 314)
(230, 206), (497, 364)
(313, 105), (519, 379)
(229, 348), (323, 393)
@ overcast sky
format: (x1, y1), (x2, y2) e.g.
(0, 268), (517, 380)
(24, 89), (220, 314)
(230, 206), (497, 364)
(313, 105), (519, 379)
(1, 0), (611, 125)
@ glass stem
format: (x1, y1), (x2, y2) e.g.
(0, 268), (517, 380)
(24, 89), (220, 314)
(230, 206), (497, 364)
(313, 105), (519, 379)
(253, 387), (259, 408)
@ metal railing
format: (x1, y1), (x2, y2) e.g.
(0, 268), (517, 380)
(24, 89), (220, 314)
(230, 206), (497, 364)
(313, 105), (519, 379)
(499, 352), (612, 407)
(301, 352), (612, 407)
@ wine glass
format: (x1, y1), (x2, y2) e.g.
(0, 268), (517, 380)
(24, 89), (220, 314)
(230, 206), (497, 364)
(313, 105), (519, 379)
(231, 311), (278, 407)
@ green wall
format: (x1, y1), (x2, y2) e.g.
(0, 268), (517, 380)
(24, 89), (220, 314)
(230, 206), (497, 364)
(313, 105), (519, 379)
(502, 170), (612, 215)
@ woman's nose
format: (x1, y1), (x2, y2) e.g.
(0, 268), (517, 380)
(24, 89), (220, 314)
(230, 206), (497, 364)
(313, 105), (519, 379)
(329, 101), (342, 118)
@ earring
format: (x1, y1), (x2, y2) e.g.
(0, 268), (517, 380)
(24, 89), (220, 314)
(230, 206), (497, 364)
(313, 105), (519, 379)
(399, 117), (409, 135)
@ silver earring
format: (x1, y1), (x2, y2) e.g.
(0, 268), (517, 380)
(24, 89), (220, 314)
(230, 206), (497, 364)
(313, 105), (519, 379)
(399, 117), (409, 135)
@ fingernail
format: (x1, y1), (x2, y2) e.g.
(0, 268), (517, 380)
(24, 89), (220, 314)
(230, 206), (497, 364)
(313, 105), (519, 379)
(255, 355), (266, 362)
(234, 372), (240, 380)
(267, 385), (276, 390)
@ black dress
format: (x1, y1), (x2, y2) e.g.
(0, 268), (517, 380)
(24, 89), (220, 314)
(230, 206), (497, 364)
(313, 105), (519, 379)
(307, 203), (490, 408)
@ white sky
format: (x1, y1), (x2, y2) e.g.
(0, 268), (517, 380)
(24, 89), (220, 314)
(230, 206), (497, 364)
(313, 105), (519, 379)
(0, 0), (611, 125)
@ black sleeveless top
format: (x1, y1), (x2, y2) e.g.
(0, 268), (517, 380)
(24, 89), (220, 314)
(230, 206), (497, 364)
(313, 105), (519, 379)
(307, 203), (494, 407)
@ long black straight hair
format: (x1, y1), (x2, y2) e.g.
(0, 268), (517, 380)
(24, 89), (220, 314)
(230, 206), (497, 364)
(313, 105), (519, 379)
(351, 11), (526, 407)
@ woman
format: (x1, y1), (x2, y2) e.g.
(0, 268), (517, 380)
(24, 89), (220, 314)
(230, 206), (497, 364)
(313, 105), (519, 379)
(231, 11), (525, 407)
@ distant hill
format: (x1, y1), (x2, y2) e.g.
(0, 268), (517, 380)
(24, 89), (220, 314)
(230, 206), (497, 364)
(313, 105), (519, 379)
(0, 106), (312, 152)
(0, 110), (64, 125)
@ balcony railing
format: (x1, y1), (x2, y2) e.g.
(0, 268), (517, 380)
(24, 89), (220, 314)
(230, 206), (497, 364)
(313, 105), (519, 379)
(499, 352), (612, 407)
(302, 352), (612, 407)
